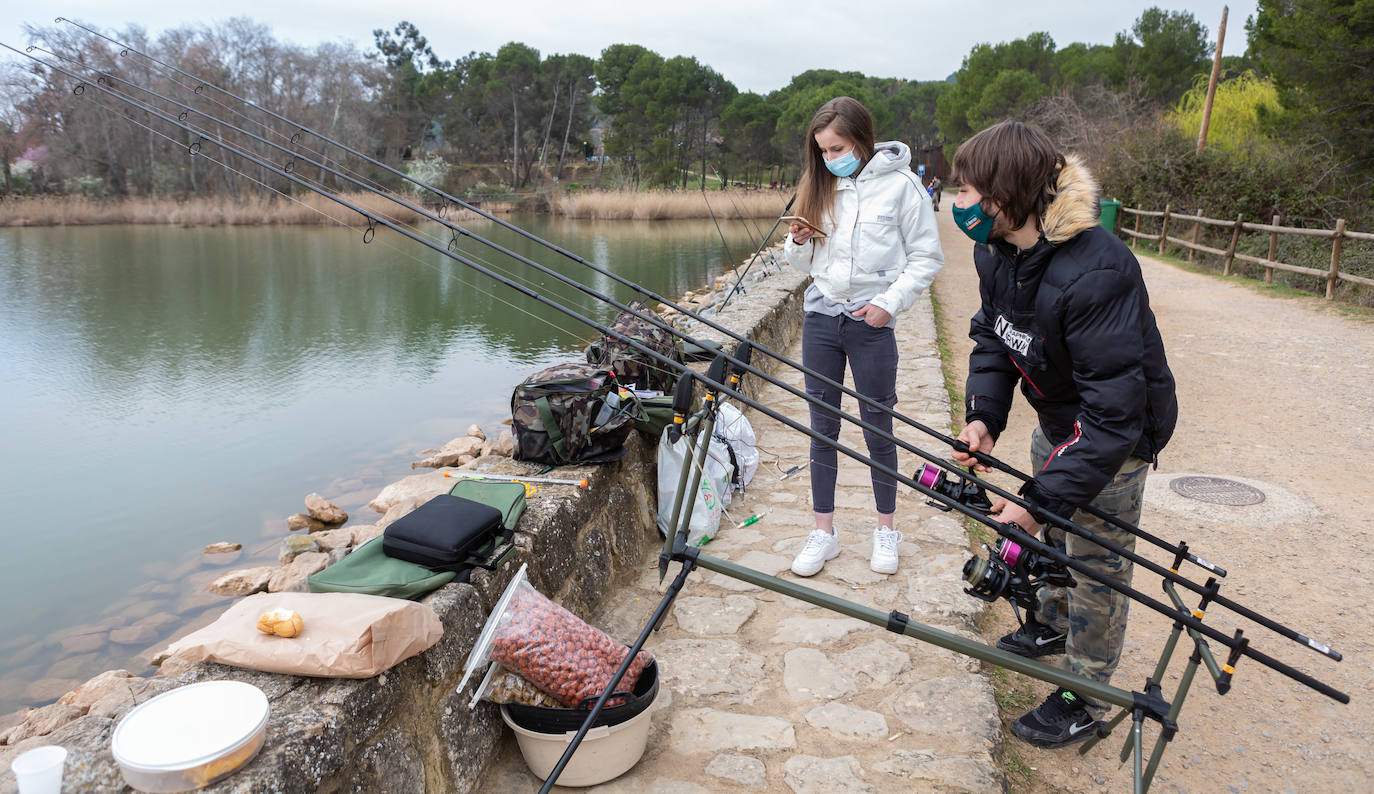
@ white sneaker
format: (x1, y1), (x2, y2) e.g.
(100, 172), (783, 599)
(871, 526), (903, 574)
(791, 529), (840, 577)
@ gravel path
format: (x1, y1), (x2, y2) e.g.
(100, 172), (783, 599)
(931, 208), (1374, 793)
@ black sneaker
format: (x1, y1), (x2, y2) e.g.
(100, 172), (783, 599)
(996, 617), (1066, 658)
(1012, 688), (1099, 748)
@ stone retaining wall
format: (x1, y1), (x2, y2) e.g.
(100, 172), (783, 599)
(1, 256), (807, 793)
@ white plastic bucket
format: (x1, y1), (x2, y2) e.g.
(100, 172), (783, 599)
(500, 699), (653, 787)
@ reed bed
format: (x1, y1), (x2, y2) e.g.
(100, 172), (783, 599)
(553, 189), (790, 220)
(0, 192), (483, 228)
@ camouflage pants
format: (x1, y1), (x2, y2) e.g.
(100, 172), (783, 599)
(1030, 426), (1150, 718)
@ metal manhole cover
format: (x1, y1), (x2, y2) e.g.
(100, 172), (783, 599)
(1169, 476), (1266, 506)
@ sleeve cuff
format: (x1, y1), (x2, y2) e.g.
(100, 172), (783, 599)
(1018, 479), (1075, 523)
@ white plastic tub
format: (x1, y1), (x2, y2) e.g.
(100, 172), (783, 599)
(111, 680), (269, 792)
(500, 699), (653, 787)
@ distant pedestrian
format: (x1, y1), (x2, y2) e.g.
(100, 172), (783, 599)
(928, 176), (942, 211)
(782, 96), (943, 578)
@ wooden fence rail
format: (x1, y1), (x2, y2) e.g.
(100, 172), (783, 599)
(1120, 205), (1374, 298)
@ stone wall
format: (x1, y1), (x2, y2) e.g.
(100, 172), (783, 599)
(1, 257), (808, 793)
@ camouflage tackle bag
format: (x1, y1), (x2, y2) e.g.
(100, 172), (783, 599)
(584, 300), (682, 394)
(511, 363), (635, 465)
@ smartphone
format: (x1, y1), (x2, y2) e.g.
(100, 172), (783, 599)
(780, 215), (826, 238)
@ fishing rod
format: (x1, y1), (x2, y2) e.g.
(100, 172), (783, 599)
(698, 177), (741, 282)
(710, 165), (771, 245)
(51, 31), (1235, 591)
(31, 39), (1347, 667)
(717, 192), (795, 312)
(21, 43), (1349, 684)
(48, 17), (1234, 587)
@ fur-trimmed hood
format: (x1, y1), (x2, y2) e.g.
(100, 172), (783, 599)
(1041, 155), (1100, 244)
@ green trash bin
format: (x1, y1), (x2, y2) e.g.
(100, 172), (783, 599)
(1098, 199), (1120, 232)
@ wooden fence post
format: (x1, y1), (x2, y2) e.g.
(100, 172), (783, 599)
(1266, 214), (1280, 284)
(1224, 213), (1243, 276)
(1158, 204), (1171, 256)
(1189, 208), (1202, 263)
(1132, 210), (1141, 250)
(1327, 218), (1346, 300)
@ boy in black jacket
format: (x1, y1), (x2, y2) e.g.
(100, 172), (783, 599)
(949, 121), (1178, 749)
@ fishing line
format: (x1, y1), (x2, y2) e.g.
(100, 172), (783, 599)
(699, 179), (740, 280)
(68, 87), (598, 351)
(45, 22), (392, 201)
(39, 48), (607, 340)
(18, 40), (1349, 684)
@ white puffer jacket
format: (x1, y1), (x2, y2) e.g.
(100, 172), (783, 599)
(783, 140), (943, 319)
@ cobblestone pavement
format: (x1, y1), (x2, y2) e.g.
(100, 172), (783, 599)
(486, 289), (1004, 792)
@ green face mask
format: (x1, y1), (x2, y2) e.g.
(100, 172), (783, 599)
(952, 201), (996, 244)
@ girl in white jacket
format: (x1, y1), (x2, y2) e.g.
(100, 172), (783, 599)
(783, 96), (943, 577)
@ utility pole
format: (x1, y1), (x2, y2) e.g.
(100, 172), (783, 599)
(1197, 5), (1229, 154)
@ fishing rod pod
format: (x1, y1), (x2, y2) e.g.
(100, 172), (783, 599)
(21, 34), (1348, 708)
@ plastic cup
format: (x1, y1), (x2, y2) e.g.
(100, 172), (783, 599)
(10, 745), (67, 794)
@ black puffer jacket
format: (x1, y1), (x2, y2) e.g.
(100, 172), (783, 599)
(964, 157), (1177, 520)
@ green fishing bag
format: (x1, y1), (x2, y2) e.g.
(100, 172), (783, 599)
(309, 480), (527, 599)
(307, 536), (455, 600)
(633, 394), (677, 436)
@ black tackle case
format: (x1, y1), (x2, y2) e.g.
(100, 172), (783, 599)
(382, 494), (507, 572)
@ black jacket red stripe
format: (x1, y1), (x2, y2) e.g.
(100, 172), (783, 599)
(964, 158), (1178, 520)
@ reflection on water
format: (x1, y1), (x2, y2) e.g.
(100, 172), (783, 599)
(0, 214), (764, 713)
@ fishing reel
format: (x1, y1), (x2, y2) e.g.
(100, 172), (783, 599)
(962, 535), (1076, 612)
(915, 463), (993, 513)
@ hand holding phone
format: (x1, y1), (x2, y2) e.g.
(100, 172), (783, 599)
(781, 215), (825, 243)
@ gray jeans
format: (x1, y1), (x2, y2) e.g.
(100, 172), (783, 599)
(802, 312), (899, 515)
(1030, 425), (1151, 718)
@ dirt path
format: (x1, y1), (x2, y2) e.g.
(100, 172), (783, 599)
(931, 208), (1374, 792)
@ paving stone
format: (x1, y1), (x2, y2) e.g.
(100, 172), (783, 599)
(670, 708), (796, 752)
(838, 640), (912, 686)
(783, 648), (855, 701)
(889, 675), (999, 745)
(873, 749), (1003, 792)
(705, 550), (792, 591)
(589, 778), (709, 794)
(782, 754), (875, 794)
(805, 701), (889, 739)
(673, 595), (756, 635)
(920, 513), (972, 548)
(771, 616), (868, 644)
(653, 639), (766, 702)
(904, 553), (984, 628)
(705, 753), (767, 787)
(707, 527), (764, 549)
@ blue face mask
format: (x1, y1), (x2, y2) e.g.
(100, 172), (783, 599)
(952, 201), (996, 244)
(824, 149), (861, 178)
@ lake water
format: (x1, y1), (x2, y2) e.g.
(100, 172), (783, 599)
(0, 214), (766, 713)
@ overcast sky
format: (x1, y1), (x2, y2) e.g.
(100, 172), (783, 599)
(3, 1), (1256, 94)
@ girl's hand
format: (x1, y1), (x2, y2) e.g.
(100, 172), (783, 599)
(790, 222), (814, 244)
(853, 303), (891, 327)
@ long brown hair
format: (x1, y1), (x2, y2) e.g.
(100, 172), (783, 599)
(795, 97), (875, 243)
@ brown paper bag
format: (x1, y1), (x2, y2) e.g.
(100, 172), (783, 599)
(166, 592), (443, 677)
